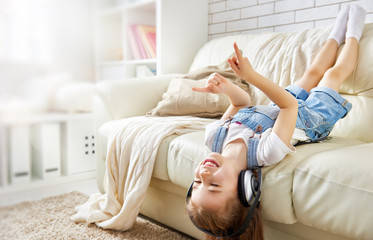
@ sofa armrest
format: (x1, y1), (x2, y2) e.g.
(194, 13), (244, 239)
(94, 74), (181, 122)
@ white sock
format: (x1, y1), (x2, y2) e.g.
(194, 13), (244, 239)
(346, 5), (366, 42)
(328, 5), (350, 45)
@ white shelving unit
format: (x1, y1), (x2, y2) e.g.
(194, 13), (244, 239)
(0, 113), (96, 195)
(95, 0), (208, 80)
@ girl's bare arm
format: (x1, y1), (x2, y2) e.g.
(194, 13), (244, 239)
(192, 73), (251, 121)
(228, 43), (298, 146)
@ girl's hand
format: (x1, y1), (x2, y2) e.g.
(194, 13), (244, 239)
(192, 73), (231, 94)
(228, 43), (255, 83)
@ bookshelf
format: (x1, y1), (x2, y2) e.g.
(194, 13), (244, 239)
(95, 0), (208, 80)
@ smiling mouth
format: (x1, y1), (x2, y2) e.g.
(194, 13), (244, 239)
(202, 159), (219, 167)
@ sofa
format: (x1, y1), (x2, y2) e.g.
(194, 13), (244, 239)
(93, 23), (373, 240)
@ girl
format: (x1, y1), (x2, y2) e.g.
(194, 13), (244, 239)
(186, 5), (366, 240)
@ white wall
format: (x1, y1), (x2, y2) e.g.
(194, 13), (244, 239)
(208, 0), (373, 39)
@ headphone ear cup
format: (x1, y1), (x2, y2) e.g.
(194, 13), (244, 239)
(238, 170), (261, 207)
(237, 170), (250, 207)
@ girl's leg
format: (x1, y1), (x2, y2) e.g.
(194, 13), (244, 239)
(294, 5), (349, 92)
(317, 38), (358, 92)
(294, 39), (339, 92)
(317, 5), (366, 92)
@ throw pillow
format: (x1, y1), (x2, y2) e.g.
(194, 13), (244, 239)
(147, 59), (253, 118)
(147, 77), (230, 118)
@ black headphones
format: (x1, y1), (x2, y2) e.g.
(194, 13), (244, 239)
(186, 168), (262, 239)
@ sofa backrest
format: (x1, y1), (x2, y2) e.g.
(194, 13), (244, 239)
(189, 24), (373, 143)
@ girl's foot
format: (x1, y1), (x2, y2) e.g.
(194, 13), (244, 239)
(328, 5), (350, 46)
(346, 5), (366, 42)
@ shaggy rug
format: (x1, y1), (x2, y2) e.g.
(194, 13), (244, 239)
(0, 191), (193, 239)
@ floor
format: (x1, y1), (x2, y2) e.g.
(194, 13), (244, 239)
(0, 176), (196, 239)
(0, 177), (99, 207)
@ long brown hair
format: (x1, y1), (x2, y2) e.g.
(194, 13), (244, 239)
(186, 196), (263, 240)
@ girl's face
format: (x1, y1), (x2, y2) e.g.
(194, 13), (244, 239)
(191, 152), (239, 212)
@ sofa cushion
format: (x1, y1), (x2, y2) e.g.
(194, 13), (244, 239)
(190, 24), (373, 98)
(332, 94), (373, 143)
(293, 143), (373, 239)
(189, 26), (333, 106)
(259, 137), (363, 224)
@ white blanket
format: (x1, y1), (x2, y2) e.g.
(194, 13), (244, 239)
(71, 115), (212, 231)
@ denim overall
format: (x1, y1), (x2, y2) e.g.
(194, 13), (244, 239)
(211, 105), (280, 168)
(288, 85), (352, 142)
(210, 85), (352, 169)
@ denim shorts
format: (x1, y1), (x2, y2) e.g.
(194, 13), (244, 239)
(286, 85), (352, 141)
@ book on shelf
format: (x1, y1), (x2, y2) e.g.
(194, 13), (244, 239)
(127, 24), (156, 60)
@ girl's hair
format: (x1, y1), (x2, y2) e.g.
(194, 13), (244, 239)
(186, 195), (263, 240)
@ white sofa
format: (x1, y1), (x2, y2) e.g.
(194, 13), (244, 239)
(93, 24), (373, 240)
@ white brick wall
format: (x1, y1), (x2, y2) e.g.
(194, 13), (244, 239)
(208, 0), (373, 39)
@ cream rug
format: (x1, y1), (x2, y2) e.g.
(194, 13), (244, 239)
(0, 191), (193, 240)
